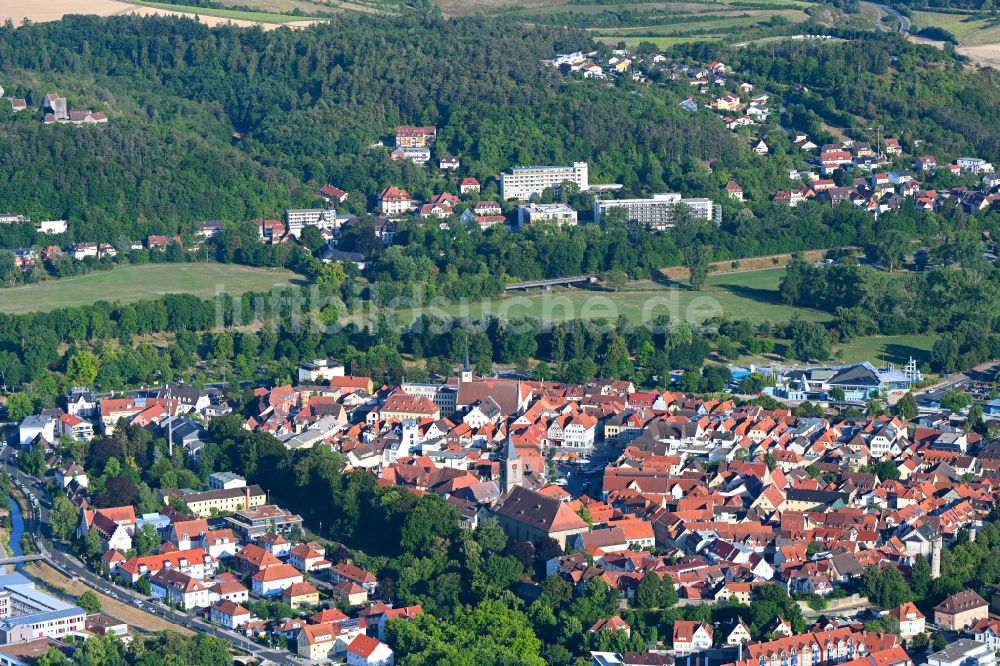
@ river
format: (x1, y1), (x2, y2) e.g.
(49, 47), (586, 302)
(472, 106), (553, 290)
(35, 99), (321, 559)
(6, 494), (24, 563)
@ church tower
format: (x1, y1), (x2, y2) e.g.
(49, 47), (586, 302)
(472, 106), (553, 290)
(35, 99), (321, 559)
(500, 439), (523, 494)
(461, 339), (473, 384)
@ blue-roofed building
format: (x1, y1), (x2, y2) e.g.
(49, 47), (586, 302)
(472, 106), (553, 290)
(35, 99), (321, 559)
(771, 360), (917, 403)
(0, 573), (86, 644)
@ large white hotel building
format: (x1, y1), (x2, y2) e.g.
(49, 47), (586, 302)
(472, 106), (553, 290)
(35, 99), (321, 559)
(593, 193), (718, 230)
(500, 162), (589, 200)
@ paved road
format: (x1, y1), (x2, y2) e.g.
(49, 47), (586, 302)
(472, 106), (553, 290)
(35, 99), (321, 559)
(914, 361), (999, 407)
(1, 449), (297, 665)
(869, 2), (910, 32)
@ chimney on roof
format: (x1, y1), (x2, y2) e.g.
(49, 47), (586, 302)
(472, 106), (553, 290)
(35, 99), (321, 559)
(244, 486), (251, 510)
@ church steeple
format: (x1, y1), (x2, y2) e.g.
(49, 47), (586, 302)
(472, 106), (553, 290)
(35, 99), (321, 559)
(461, 338), (473, 384)
(500, 438), (523, 494)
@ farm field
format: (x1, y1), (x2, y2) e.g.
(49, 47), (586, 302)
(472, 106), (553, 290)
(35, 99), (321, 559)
(0, 0), (325, 28)
(389, 268), (831, 327)
(590, 7), (810, 44)
(904, 9), (1000, 65)
(0, 263), (300, 314)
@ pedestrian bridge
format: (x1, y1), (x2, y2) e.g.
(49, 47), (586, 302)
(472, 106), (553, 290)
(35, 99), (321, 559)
(0, 555), (45, 565)
(504, 275), (598, 291)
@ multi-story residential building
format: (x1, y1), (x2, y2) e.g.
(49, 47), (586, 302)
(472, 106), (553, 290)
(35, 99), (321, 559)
(516, 203), (578, 228)
(500, 163), (589, 200)
(593, 193), (718, 230)
(673, 620), (713, 655)
(115, 548), (217, 584)
(378, 186), (413, 216)
(722, 628), (901, 666)
(170, 484), (267, 518)
(298, 624), (338, 662)
(390, 147), (431, 164)
(891, 602), (925, 638)
(935, 589), (989, 630)
(150, 569), (212, 610)
(210, 600), (252, 630)
(298, 359), (345, 384)
(956, 157), (994, 174)
(226, 505), (303, 541)
(251, 563), (303, 598)
(289, 544), (329, 572)
(65, 390), (97, 419)
(395, 126), (436, 148)
(330, 563), (378, 595)
(347, 634), (395, 666)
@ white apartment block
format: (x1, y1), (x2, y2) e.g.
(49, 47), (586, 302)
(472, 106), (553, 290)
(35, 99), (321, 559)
(501, 162), (589, 200)
(285, 209), (338, 237)
(517, 203), (578, 228)
(594, 193), (717, 230)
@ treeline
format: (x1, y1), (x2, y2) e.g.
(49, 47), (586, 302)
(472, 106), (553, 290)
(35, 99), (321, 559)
(38, 631), (229, 666)
(0, 117), (305, 231)
(357, 197), (897, 302)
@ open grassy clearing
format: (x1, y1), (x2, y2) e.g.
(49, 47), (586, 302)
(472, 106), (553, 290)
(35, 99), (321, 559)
(388, 268), (830, 327)
(615, 35), (722, 46)
(0, 263), (300, 314)
(909, 9), (992, 42)
(834, 334), (936, 366)
(587, 3), (810, 44)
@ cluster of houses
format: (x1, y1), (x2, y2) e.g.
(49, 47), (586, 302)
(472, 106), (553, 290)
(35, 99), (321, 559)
(230, 360), (1000, 658)
(766, 140), (1000, 215)
(9, 91), (109, 125)
(3, 234), (187, 273)
(17, 351), (1000, 662)
(71, 476), (399, 665)
(539, 50), (1000, 221)
(541, 50), (643, 82)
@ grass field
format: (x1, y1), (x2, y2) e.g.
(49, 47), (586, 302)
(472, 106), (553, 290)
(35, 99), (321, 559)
(131, 0), (317, 22)
(834, 334), (936, 366)
(0, 263), (300, 314)
(909, 10), (992, 42)
(388, 268), (830, 327)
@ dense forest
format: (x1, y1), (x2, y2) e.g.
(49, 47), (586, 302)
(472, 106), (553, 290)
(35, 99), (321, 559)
(0, 13), (742, 224)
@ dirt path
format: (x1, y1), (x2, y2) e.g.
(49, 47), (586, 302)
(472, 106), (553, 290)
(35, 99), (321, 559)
(24, 562), (194, 635)
(658, 247), (858, 280)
